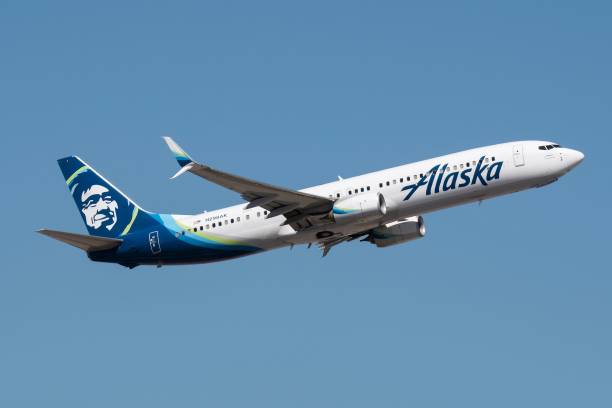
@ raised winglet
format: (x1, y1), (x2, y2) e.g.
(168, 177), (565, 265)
(162, 136), (194, 168)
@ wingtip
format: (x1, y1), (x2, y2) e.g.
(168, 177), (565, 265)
(162, 136), (193, 168)
(170, 163), (194, 179)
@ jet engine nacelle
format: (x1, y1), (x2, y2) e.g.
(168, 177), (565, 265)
(367, 216), (426, 248)
(332, 192), (387, 223)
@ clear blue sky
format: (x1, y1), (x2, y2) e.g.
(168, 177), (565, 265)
(1, 1), (610, 406)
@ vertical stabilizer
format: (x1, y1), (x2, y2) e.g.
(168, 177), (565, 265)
(57, 156), (159, 238)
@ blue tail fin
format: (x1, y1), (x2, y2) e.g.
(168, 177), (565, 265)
(58, 156), (159, 238)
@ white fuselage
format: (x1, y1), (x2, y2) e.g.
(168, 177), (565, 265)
(175, 140), (583, 251)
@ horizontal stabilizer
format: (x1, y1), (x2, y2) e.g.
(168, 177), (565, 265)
(38, 229), (123, 252)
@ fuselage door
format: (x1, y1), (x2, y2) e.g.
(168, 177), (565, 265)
(512, 144), (525, 167)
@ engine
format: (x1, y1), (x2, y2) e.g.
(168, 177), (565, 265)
(366, 216), (426, 248)
(332, 192), (387, 224)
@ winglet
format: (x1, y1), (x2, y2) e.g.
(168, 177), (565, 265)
(162, 136), (194, 168)
(170, 163), (194, 179)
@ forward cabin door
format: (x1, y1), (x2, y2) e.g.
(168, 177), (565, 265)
(512, 144), (525, 167)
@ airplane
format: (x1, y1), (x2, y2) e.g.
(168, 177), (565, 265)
(39, 138), (584, 268)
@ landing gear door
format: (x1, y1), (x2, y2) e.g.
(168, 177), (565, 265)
(512, 144), (525, 167)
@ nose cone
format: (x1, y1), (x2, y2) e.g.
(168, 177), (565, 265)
(565, 149), (585, 170)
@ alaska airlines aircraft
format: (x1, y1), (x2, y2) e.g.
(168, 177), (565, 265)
(39, 138), (584, 268)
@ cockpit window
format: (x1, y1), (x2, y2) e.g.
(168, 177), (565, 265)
(539, 144), (562, 151)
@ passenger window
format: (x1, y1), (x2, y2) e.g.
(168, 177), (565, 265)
(193, 228), (197, 232)
(420, 174), (424, 178)
(231, 219), (234, 224)
(367, 186), (371, 191)
(466, 162), (470, 167)
(225, 220), (228, 225)
(393, 180), (396, 184)
(237, 217), (240, 222)
(360, 187), (364, 192)
(212, 223), (216, 228)
(485, 158), (489, 163)
(257, 212), (261, 217)
(348, 190), (352, 195)
(354, 189), (358, 194)
(386, 181), (390, 186)
(200, 226), (203, 231)
(460, 164), (464, 169)
(206, 225), (210, 230)
(400, 178), (403, 183)
(246, 215), (250, 220)
(453, 165), (457, 171)
(492, 157), (496, 161)
(472, 160), (477, 166)
(336, 193), (340, 198)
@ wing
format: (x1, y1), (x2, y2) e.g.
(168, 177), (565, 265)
(163, 137), (334, 231)
(38, 229), (123, 252)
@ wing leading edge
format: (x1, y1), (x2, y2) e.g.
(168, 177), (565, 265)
(162, 137), (334, 231)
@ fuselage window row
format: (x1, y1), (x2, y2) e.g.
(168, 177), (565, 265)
(189, 156), (500, 230)
(189, 209), (271, 232)
(375, 156), (496, 191)
(338, 157), (496, 200)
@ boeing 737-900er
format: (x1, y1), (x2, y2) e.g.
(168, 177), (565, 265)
(39, 138), (584, 268)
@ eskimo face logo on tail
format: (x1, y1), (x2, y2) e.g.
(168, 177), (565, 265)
(402, 156), (503, 201)
(80, 184), (119, 231)
(68, 169), (134, 237)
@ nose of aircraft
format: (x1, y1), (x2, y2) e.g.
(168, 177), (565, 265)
(565, 149), (585, 170)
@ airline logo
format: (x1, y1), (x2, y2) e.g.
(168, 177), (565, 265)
(63, 163), (137, 238)
(402, 156), (503, 201)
